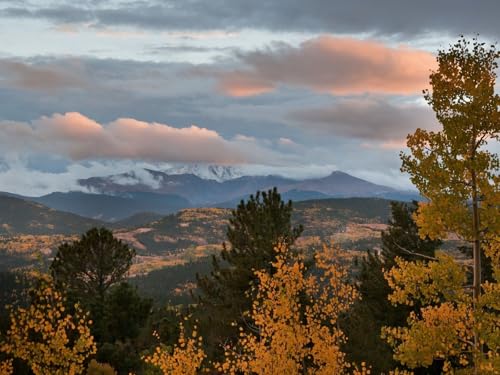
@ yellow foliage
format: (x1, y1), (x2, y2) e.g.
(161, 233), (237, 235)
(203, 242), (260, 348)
(0, 275), (96, 375)
(0, 359), (13, 375)
(144, 244), (367, 374)
(385, 252), (468, 306)
(143, 322), (206, 375)
(86, 359), (118, 375)
(383, 238), (500, 373)
(393, 37), (500, 374)
(217, 244), (359, 374)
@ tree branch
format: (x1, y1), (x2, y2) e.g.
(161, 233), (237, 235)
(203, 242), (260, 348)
(391, 240), (439, 261)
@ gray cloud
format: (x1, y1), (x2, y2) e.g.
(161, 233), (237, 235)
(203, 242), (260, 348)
(0, 55), (309, 142)
(0, 59), (86, 91)
(146, 44), (234, 55)
(290, 98), (438, 142)
(2, 0), (500, 39)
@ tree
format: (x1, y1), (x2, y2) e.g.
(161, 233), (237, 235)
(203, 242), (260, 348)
(95, 283), (153, 374)
(343, 202), (441, 374)
(103, 282), (152, 343)
(0, 275), (96, 375)
(383, 242), (500, 373)
(381, 201), (441, 266)
(195, 188), (303, 355)
(143, 321), (206, 375)
(0, 359), (13, 375)
(386, 37), (500, 373)
(86, 360), (117, 375)
(401, 36), (499, 302)
(147, 244), (369, 375)
(217, 244), (360, 374)
(51, 227), (135, 305)
(50, 227), (135, 340)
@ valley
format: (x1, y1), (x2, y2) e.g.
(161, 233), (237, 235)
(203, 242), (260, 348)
(0, 192), (392, 303)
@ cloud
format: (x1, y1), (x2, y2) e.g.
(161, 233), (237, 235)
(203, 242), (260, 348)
(215, 36), (436, 96)
(0, 112), (288, 164)
(0, 59), (85, 91)
(218, 72), (275, 97)
(0, 158), (178, 196)
(290, 97), (438, 141)
(278, 137), (296, 146)
(2, 1), (499, 39)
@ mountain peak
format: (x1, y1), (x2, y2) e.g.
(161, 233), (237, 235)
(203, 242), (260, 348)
(163, 164), (243, 182)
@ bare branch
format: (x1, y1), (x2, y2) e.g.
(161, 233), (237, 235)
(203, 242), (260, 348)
(392, 240), (439, 261)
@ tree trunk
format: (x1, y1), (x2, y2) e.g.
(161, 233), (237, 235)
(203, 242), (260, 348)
(471, 168), (481, 375)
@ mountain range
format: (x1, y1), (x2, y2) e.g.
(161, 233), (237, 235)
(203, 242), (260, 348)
(1, 168), (420, 222)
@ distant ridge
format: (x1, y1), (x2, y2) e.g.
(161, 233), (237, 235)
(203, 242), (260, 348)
(79, 168), (418, 205)
(0, 195), (103, 235)
(1, 170), (420, 222)
(30, 191), (190, 222)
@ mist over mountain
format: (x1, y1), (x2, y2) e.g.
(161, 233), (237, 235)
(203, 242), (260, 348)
(164, 164), (243, 182)
(79, 168), (416, 201)
(1, 168), (420, 223)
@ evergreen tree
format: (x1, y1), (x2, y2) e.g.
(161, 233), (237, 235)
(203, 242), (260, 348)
(103, 282), (152, 343)
(50, 227), (135, 343)
(343, 201), (442, 374)
(195, 187), (303, 357)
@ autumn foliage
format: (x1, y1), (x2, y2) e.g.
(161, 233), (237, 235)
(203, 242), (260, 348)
(385, 37), (500, 374)
(146, 244), (372, 374)
(0, 274), (96, 375)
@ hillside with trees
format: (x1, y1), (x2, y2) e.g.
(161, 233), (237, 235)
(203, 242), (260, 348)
(0, 36), (498, 375)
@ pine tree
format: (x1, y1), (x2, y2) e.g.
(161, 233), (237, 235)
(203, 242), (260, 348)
(50, 228), (135, 343)
(343, 201), (441, 374)
(195, 187), (303, 357)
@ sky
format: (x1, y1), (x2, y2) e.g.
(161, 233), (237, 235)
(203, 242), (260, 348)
(0, 0), (499, 195)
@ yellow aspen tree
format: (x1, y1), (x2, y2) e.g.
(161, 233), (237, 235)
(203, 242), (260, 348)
(383, 239), (499, 373)
(0, 359), (13, 375)
(143, 321), (206, 375)
(217, 244), (360, 375)
(0, 274), (97, 375)
(389, 37), (500, 374)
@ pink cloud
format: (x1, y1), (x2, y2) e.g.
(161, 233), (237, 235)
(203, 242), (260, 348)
(218, 72), (275, 97)
(0, 112), (254, 163)
(218, 35), (436, 96)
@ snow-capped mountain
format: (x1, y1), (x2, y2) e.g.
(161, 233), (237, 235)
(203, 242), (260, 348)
(163, 164), (243, 182)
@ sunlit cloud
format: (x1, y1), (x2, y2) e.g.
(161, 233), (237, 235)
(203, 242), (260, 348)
(216, 36), (437, 97)
(0, 112), (291, 164)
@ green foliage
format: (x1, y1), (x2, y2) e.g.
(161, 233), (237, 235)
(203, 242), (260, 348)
(131, 259), (213, 306)
(195, 187), (303, 357)
(92, 283), (153, 373)
(381, 201), (440, 266)
(0, 271), (31, 333)
(51, 227), (135, 303)
(342, 201), (442, 374)
(97, 340), (144, 374)
(104, 282), (152, 343)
